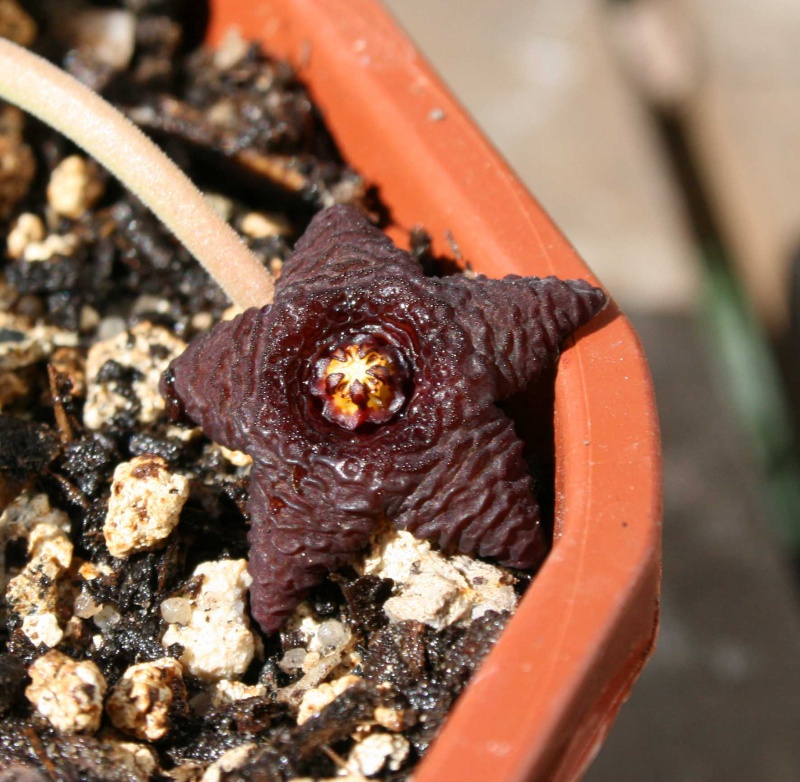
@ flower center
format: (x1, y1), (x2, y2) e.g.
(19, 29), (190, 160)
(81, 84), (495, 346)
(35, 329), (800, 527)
(310, 335), (408, 430)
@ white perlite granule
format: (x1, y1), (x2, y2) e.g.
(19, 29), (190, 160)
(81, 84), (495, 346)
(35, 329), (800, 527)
(106, 658), (187, 741)
(6, 211), (43, 258)
(3, 493), (73, 648)
(296, 674), (363, 725)
(103, 454), (189, 558)
(275, 602), (358, 708)
(160, 596), (192, 626)
(161, 559), (255, 681)
(83, 321), (186, 430)
(347, 731), (410, 777)
(58, 8), (137, 71)
(208, 679), (268, 708)
(199, 743), (257, 782)
(0, 311), (78, 372)
(99, 737), (158, 782)
(362, 528), (518, 629)
(239, 210), (291, 239)
(21, 232), (78, 262)
(26, 650), (107, 734)
(218, 444), (253, 468)
(1, 491), (71, 560)
(47, 154), (104, 219)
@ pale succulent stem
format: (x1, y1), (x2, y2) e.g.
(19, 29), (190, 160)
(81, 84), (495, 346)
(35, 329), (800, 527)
(0, 37), (275, 308)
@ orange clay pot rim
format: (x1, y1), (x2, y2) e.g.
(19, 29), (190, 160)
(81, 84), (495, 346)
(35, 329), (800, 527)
(206, 2), (663, 781)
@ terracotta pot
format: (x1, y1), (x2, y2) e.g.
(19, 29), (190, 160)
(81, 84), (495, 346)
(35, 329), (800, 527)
(206, 1), (662, 780)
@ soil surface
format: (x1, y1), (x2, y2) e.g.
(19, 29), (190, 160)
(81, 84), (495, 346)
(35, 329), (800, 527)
(0, 2), (521, 780)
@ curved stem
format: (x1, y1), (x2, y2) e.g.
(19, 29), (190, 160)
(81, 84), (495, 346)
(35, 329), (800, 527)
(0, 37), (275, 308)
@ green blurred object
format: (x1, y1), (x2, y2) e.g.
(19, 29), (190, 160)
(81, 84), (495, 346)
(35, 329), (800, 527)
(701, 246), (800, 551)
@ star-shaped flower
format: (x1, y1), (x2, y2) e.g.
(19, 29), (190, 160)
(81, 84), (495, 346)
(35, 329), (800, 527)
(160, 205), (606, 634)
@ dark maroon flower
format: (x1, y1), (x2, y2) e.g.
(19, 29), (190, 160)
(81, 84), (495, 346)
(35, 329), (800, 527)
(160, 205), (606, 634)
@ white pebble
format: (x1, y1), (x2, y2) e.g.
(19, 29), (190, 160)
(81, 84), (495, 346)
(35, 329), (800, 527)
(160, 596), (192, 626)
(61, 8), (136, 70)
(296, 674), (362, 725)
(83, 321), (186, 430)
(96, 315), (127, 341)
(22, 232), (78, 262)
(278, 647), (308, 673)
(283, 602), (324, 647)
(240, 211), (291, 239)
(373, 705), (408, 733)
(102, 738), (158, 782)
(79, 304), (101, 334)
(131, 294), (172, 319)
(161, 560), (255, 681)
(209, 679), (267, 708)
(450, 554), (520, 620)
(6, 212), (44, 259)
(4, 496), (73, 648)
(362, 529), (518, 629)
(317, 618), (349, 651)
(92, 603), (121, 631)
(73, 590), (103, 619)
(1, 491), (71, 549)
(200, 743), (257, 782)
(218, 445), (253, 468)
(204, 193), (234, 221)
(0, 312), (77, 371)
(106, 658), (186, 741)
(382, 566), (467, 628)
(47, 155), (104, 219)
(103, 454), (189, 558)
(26, 650), (107, 734)
(190, 312), (214, 332)
(348, 732), (410, 776)
(212, 27), (250, 71)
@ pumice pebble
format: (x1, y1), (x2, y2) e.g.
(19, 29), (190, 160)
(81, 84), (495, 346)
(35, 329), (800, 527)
(199, 744), (258, 782)
(208, 679), (268, 708)
(46, 154), (104, 219)
(0, 311), (78, 372)
(347, 731), (410, 776)
(26, 649), (107, 734)
(103, 454), (189, 558)
(362, 529), (518, 629)
(5, 211), (44, 259)
(83, 321), (186, 430)
(99, 736), (158, 781)
(21, 232), (78, 262)
(3, 493), (73, 648)
(106, 658), (187, 741)
(296, 674), (363, 725)
(161, 559), (255, 681)
(160, 596), (192, 626)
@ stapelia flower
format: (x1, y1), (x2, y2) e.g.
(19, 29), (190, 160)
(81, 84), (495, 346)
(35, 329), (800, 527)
(160, 205), (606, 634)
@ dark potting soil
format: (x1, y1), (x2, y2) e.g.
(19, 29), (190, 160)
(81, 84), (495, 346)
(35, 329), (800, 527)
(0, 2), (520, 780)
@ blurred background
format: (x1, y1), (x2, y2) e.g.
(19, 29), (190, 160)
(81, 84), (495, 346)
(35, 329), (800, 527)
(383, 1), (800, 779)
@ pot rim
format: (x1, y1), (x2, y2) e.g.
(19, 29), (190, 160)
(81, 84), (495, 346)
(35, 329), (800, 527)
(207, 2), (662, 780)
